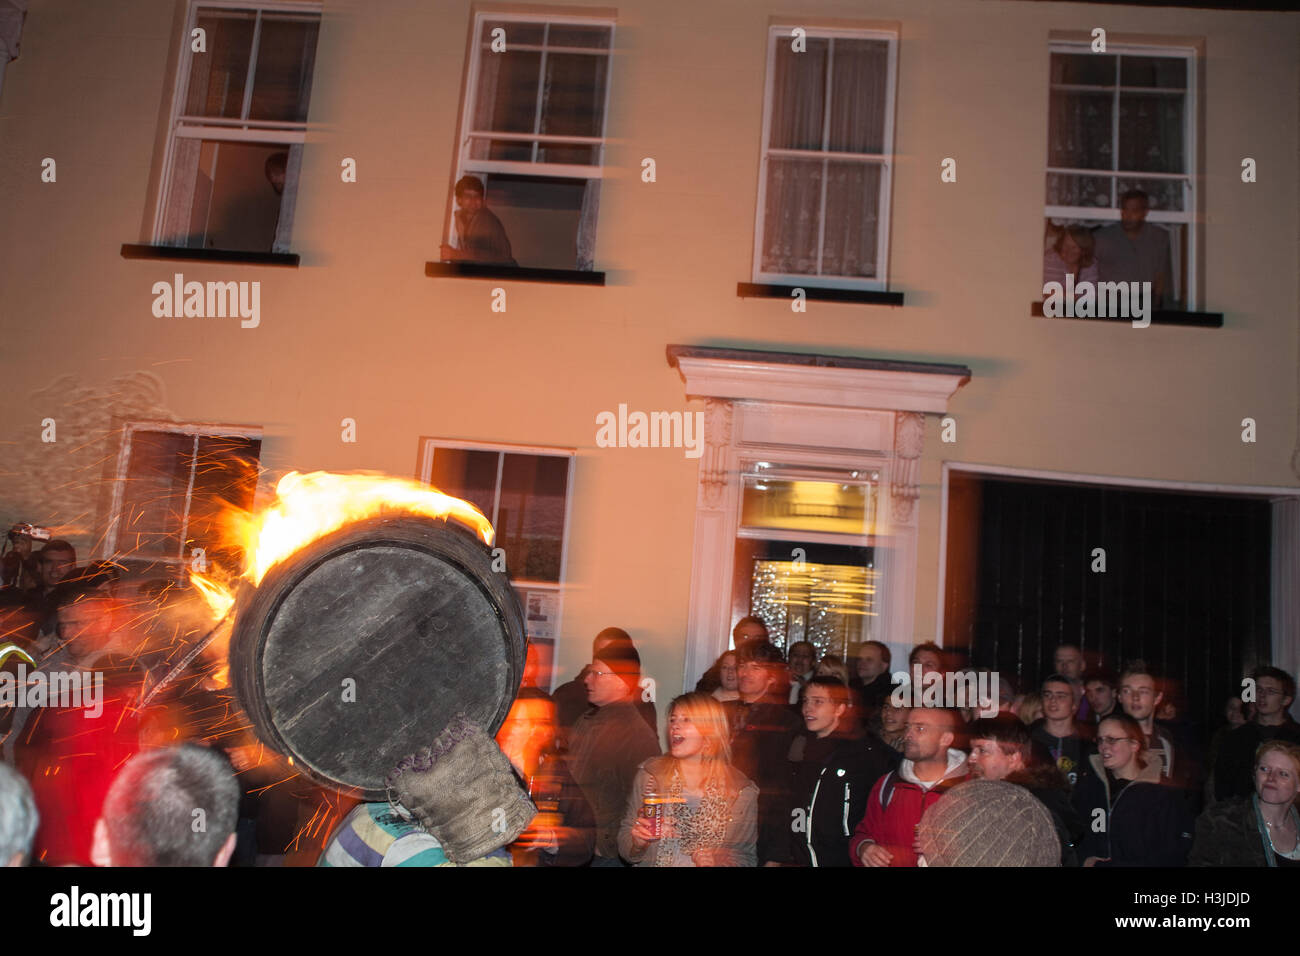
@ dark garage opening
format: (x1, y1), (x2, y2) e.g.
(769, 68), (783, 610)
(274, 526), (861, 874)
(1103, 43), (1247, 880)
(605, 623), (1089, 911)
(942, 469), (1273, 736)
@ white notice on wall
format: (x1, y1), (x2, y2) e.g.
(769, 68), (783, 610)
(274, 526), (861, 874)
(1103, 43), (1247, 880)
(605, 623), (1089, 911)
(525, 590), (558, 641)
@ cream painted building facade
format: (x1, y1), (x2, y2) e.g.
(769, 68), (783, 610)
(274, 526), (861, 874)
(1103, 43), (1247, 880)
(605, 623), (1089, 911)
(1, 0), (1297, 697)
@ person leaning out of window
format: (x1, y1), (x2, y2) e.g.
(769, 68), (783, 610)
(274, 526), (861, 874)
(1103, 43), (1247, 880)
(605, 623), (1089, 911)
(1042, 224), (1099, 290)
(439, 175), (517, 266)
(1188, 740), (1300, 867)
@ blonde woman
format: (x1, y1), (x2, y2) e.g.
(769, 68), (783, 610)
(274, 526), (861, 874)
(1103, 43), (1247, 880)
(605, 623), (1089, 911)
(618, 693), (758, 866)
(1042, 224), (1099, 288)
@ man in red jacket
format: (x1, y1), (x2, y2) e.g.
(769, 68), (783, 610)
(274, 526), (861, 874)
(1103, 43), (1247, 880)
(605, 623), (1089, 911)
(851, 707), (968, 867)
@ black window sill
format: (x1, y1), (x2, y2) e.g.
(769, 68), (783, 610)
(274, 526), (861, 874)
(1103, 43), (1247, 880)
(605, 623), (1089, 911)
(121, 244), (300, 267)
(1030, 301), (1224, 328)
(737, 282), (904, 307)
(425, 261), (605, 286)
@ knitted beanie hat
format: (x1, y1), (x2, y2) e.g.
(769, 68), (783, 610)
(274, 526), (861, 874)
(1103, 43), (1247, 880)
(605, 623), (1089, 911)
(916, 779), (1060, 867)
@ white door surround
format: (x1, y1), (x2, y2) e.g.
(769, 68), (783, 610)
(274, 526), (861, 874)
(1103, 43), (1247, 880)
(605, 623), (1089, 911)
(667, 345), (970, 690)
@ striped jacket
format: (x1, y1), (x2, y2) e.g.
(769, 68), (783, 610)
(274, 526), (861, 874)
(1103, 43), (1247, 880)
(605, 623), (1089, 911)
(318, 803), (512, 867)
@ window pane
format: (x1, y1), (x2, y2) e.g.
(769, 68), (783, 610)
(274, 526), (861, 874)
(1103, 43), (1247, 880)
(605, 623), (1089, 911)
(497, 454), (569, 583)
(1047, 171), (1113, 208)
(1119, 93), (1185, 174)
(1050, 52), (1115, 87)
(769, 37), (828, 151)
(741, 477), (875, 535)
(761, 157), (823, 275)
(175, 140), (292, 252)
(547, 24), (611, 49)
(464, 174), (589, 270)
(1120, 55), (1186, 89)
(739, 539), (878, 656)
(1115, 176), (1184, 212)
(185, 10), (256, 118)
(822, 161), (880, 278)
(186, 435), (262, 577)
(249, 15), (320, 123)
(828, 38), (888, 154)
(428, 449), (498, 523)
(472, 48), (542, 160)
(538, 51), (608, 159)
(1048, 90), (1113, 169)
(480, 20), (545, 48)
(117, 431), (195, 560)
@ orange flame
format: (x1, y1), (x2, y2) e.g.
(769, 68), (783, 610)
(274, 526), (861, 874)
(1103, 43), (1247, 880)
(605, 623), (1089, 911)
(190, 571), (236, 620)
(187, 471), (495, 622)
(234, 471), (494, 586)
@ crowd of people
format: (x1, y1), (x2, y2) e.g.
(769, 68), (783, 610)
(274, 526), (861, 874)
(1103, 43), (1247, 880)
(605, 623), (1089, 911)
(1, 533), (1297, 868)
(490, 620), (1300, 868)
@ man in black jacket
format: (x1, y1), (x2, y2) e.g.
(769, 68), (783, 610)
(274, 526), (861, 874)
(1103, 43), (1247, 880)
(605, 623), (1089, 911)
(1118, 661), (1202, 814)
(1030, 673), (1095, 790)
(779, 676), (895, 866)
(723, 640), (802, 865)
(1214, 666), (1300, 801)
(967, 713), (1084, 866)
(568, 638), (660, 866)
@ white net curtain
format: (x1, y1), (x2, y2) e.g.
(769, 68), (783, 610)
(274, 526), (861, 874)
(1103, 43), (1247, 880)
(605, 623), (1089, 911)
(760, 37), (888, 279)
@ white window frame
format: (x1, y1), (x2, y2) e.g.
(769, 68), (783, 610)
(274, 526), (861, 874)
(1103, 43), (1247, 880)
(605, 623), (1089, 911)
(416, 438), (576, 663)
(1045, 41), (1198, 308)
(455, 12), (616, 184)
(734, 457), (887, 651)
(104, 420), (264, 566)
(752, 25), (898, 292)
(151, 0), (323, 246)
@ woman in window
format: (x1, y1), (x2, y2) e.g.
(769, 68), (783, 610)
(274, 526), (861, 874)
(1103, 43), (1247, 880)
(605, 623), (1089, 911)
(1189, 740), (1300, 867)
(1073, 714), (1193, 866)
(1042, 224), (1100, 290)
(618, 693), (757, 867)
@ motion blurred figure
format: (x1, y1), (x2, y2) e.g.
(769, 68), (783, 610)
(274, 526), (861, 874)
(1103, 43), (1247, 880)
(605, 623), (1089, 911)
(496, 689), (594, 866)
(723, 640), (801, 865)
(0, 762), (38, 866)
(568, 636), (659, 866)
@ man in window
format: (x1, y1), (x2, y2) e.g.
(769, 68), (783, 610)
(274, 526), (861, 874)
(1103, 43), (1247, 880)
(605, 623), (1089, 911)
(1093, 189), (1172, 309)
(440, 175), (516, 266)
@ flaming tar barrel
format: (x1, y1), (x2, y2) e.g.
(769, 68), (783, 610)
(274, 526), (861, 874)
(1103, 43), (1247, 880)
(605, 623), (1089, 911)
(229, 514), (525, 797)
